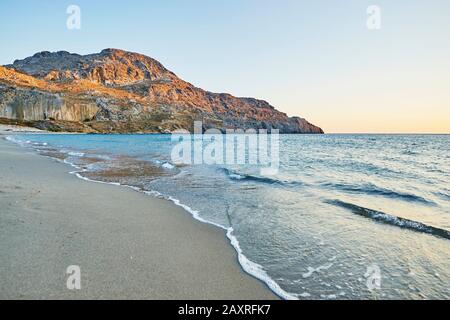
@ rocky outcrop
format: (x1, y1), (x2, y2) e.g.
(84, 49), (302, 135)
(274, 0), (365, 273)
(0, 86), (99, 121)
(0, 49), (324, 133)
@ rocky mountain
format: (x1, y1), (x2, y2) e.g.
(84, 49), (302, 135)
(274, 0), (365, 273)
(0, 49), (323, 133)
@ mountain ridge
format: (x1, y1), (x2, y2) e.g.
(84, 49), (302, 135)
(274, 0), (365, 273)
(0, 49), (324, 134)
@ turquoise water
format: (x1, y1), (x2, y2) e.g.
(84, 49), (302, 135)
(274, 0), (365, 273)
(8, 134), (450, 299)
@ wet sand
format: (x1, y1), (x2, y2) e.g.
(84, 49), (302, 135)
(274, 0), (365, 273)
(0, 131), (277, 299)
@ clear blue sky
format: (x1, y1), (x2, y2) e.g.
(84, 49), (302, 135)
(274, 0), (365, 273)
(1, 0), (449, 132)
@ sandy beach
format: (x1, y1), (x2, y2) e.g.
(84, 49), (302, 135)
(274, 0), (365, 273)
(0, 127), (277, 299)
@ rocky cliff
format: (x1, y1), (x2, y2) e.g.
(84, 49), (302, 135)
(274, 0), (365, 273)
(0, 49), (323, 133)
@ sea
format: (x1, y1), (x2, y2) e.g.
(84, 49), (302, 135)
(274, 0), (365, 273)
(6, 133), (450, 299)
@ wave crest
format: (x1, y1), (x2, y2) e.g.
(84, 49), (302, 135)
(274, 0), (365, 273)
(326, 199), (450, 240)
(221, 168), (302, 186)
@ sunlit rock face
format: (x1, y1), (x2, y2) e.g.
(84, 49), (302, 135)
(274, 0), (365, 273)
(0, 87), (99, 121)
(0, 49), (324, 133)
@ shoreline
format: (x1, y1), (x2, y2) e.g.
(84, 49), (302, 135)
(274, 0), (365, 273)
(0, 130), (278, 299)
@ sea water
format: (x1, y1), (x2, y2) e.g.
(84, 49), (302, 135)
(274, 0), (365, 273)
(7, 134), (450, 299)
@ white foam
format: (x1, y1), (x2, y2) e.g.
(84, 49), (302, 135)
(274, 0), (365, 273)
(52, 148), (83, 158)
(68, 151), (85, 157)
(161, 162), (174, 169)
(296, 292), (311, 298)
(5, 136), (49, 148)
(9, 139), (298, 300)
(69, 171), (298, 300)
(302, 263), (334, 279)
(229, 173), (245, 180)
(31, 142), (48, 146)
(5, 135), (27, 146)
(4, 136), (16, 143)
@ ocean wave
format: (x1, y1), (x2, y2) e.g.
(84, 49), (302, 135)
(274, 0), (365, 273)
(321, 182), (434, 205)
(33, 142), (47, 146)
(221, 168), (302, 186)
(153, 159), (176, 170)
(77, 176), (298, 300)
(61, 150), (85, 157)
(5, 135), (27, 146)
(72, 172), (297, 299)
(326, 199), (450, 240)
(161, 162), (175, 169)
(8, 139), (297, 300)
(302, 263), (334, 279)
(5, 136), (49, 147)
(433, 191), (450, 202)
(5, 136), (51, 150)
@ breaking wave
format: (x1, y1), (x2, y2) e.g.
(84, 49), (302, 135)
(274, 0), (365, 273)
(326, 199), (450, 240)
(221, 168), (303, 186)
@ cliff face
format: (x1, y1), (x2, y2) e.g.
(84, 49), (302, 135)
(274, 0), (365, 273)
(0, 87), (99, 122)
(0, 49), (324, 133)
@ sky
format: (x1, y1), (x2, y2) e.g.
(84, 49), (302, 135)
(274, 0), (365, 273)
(0, 0), (449, 133)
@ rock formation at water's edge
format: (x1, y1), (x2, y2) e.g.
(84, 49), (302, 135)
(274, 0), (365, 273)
(0, 49), (323, 133)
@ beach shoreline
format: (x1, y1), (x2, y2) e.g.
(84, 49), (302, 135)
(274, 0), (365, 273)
(0, 127), (277, 299)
